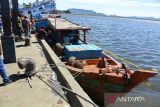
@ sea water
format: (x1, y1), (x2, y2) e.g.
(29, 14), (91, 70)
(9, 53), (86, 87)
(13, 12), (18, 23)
(62, 14), (160, 107)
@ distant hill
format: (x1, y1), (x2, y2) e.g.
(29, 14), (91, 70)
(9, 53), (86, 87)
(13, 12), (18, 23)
(60, 8), (160, 21)
(68, 8), (96, 14)
(67, 8), (106, 16)
(107, 15), (160, 21)
(128, 16), (160, 21)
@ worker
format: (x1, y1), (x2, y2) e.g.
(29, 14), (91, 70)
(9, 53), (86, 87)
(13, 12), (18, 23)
(70, 35), (80, 45)
(17, 14), (23, 39)
(0, 41), (12, 86)
(45, 28), (55, 47)
(22, 16), (31, 37)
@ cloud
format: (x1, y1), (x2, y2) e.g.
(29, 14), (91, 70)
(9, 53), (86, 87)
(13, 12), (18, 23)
(56, 0), (160, 17)
(57, 0), (160, 9)
(18, 0), (160, 17)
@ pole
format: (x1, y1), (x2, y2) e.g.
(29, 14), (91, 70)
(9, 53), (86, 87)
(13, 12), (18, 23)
(84, 30), (86, 43)
(1, 0), (12, 36)
(55, 16), (56, 29)
(0, 0), (16, 63)
(12, 0), (19, 16)
(12, 0), (19, 36)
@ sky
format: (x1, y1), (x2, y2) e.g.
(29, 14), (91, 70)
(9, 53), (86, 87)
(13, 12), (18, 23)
(19, 0), (160, 18)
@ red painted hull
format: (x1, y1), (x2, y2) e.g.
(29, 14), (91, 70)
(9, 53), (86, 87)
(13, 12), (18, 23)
(65, 55), (158, 106)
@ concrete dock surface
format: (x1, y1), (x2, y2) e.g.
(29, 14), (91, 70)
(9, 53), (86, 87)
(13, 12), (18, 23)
(0, 35), (70, 107)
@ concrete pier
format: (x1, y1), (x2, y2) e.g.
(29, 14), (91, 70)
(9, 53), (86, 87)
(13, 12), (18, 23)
(0, 35), (95, 107)
(0, 35), (70, 107)
(39, 40), (95, 107)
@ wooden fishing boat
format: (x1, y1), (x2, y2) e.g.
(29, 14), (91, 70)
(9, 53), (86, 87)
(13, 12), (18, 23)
(35, 17), (158, 106)
(65, 55), (157, 105)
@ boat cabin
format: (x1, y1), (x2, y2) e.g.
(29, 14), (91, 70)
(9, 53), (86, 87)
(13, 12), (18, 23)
(36, 17), (103, 60)
(47, 17), (91, 44)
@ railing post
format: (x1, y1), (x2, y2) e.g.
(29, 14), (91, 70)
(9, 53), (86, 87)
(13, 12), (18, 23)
(84, 30), (87, 43)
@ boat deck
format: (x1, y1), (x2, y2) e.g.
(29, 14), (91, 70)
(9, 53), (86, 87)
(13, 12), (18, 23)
(47, 18), (91, 31)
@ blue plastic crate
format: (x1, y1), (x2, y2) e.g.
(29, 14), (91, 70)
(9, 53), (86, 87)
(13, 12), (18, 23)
(64, 44), (102, 60)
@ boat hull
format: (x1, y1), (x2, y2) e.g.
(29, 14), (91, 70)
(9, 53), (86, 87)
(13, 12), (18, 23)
(66, 64), (158, 106)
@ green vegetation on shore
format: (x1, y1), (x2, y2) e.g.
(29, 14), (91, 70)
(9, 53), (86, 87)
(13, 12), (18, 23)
(57, 10), (71, 14)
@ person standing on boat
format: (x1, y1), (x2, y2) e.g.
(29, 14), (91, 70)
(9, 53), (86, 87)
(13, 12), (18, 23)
(70, 35), (80, 45)
(45, 28), (55, 47)
(30, 18), (36, 33)
(22, 16), (31, 37)
(0, 41), (12, 86)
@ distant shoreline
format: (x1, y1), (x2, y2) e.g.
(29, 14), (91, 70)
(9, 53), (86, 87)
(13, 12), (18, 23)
(61, 13), (160, 22)
(61, 13), (106, 17)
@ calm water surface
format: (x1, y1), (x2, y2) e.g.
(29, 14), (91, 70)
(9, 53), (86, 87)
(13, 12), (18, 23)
(61, 14), (160, 106)
(62, 14), (160, 69)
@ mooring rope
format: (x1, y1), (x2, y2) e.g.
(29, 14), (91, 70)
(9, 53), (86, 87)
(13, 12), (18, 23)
(27, 77), (32, 88)
(73, 71), (83, 78)
(103, 49), (142, 69)
(36, 73), (99, 107)
(93, 43), (142, 69)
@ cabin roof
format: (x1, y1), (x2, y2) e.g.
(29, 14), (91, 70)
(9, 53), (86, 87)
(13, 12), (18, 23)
(47, 18), (91, 31)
